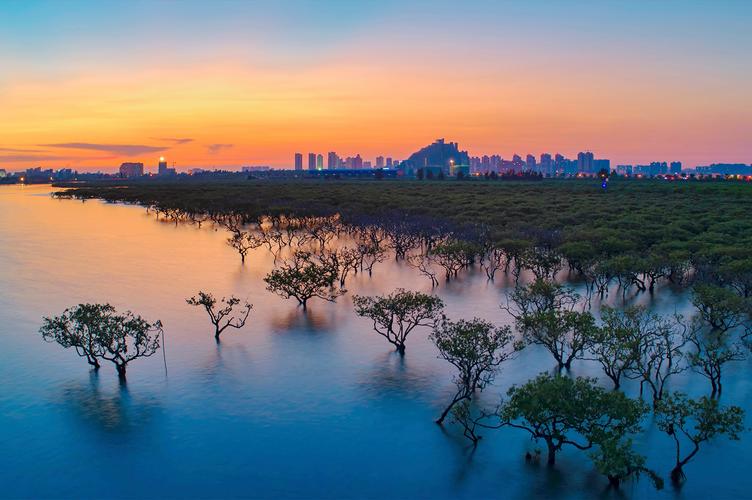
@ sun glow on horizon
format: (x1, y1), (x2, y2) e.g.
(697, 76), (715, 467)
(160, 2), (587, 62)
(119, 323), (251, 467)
(0, 0), (750, 171)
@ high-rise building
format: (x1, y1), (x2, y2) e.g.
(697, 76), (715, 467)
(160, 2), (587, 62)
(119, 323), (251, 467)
(345, 154), (364, 169)
(491, 155), (502, 171)
(327, 152), (339, 169)
(481, 155), (490, 171)
(540, 153), (552, 175)
(376, 156), (385, 168)
(386, 157), (393, 168)
(670, 161), (682, 174)
(526, 154), (536, 171)
(308, 153), (316, 171)
(617, 165), (634, 175)
(594, 159), (611, 173)
(119, 162), (144, 178)
(316, 154), (323, 170)
(512, 154), (524, 171)
(577, 151), (594, 173)
(294, 153), (303, 171)
(650, 161), (668, 175)
(158, 156), (168, 175)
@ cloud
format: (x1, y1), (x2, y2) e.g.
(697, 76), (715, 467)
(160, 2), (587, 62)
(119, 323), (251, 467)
(207, 143), (234, 154)
(0, 147), (49, 153)
(0, 154), (111, 162)
(154, 137), (194, 145)
(40, 142), (169, 156)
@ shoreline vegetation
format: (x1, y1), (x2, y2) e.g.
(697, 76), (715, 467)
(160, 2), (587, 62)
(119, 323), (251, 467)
(54, 178), (752, 295)
(47, 177), (752, 490)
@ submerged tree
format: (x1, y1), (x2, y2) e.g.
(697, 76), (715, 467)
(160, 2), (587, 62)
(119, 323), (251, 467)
(505, 279), (596, 370)
(481, 246), (508, 281)
(430, 317), (517, 424)
(39, 303), (111, 369)
(450, 399), (487, 445)
(625, 314), (688, 405)
(655, 392), (744, 484)
(353, 289), (444, 354)
(264, 251), (345, 310)
(186, 291), (252, 342)
(518, 246), (563, 281)
(227, 230), (263, 264)
(584, 306), (650, 390)
(407, 253), (439, 287)
(499, 373), (646, 466)
(428, 240), (480, 281)
(358, 241), (387, 276)
(691, 283), (750, 333)
(686, 323), (746, 397)
(589, 437), (663, 490)
(40, 303), (162, 379)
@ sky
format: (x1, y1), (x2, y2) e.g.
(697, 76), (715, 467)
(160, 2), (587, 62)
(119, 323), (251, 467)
(1, 0), (750, 171)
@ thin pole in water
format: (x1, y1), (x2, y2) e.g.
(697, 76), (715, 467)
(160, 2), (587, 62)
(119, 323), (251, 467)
(161, 329), (168, 377)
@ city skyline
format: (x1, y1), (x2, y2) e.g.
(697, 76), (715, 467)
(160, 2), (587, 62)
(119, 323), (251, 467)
(1, 0), (751, 170)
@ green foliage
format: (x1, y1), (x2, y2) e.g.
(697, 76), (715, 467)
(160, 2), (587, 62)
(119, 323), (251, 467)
(55, 179), (752, 281)
(655, 392), (744, 483)
(499, 373), (647, 465)
(430, 317), (517, 424)
(353, 289), (444, 354)
(623, 313), (688, 405)
(264, 251), (344, 310)
(686, 324), (746, 396)
(429, 240), (482, 280)
(589, 437), (664, 490)
(40, 303), (162, 378)
(506, 279), (596, 369)
(585, 306), (651, 389)
(691, 283), (750, 333)
(186, 291), (252, 340)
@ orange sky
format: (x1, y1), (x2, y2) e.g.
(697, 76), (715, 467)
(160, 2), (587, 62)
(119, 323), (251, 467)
(1, 1), (750, 171)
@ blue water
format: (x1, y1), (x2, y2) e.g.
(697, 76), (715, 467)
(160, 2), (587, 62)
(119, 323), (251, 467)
(0, 185), (749, 498)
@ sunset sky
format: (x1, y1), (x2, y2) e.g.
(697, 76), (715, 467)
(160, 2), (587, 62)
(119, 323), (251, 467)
(1, 0), (750, 171)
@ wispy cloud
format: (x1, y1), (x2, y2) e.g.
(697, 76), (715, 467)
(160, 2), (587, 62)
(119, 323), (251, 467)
(40, 142), (169, 156)
(154, 137), (194, 145)
(0, 147), (49, 153)
(207, 143), (234, 154)
(0, 154), (111, 162)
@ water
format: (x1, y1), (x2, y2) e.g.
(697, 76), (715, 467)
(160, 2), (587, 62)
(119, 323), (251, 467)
(0, 185), (749, 499)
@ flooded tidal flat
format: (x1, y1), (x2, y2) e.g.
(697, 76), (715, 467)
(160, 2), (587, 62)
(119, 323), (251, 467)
(0, 185), (749, 499)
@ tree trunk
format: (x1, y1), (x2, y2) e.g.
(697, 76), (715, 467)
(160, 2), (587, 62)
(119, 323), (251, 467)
(670, 465), (684, 484)
(611, 377), (620, 391)
(436, 394), (465, 425)
(116, 363), (127, 379)
(608, 475), (621, 488)
(545, 438), (556, 465)
(396, 343), (406, 356)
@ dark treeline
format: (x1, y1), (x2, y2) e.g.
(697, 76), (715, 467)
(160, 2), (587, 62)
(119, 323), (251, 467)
(56, 178), (752, 300)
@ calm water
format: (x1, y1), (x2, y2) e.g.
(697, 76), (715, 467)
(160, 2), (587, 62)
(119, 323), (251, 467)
(0, 185), (749, 499)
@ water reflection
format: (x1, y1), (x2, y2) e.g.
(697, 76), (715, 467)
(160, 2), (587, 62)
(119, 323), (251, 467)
(0, 186), (749, 499)
(269, 306), (338, 333)
(357, 351), (437, 400)
(59, 372), (159, 435)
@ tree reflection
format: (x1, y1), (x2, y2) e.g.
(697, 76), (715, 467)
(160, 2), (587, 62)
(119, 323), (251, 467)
(357, 351), (436, 400)
(59, 372), (159, 434)
(269, 307), (336, 334)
